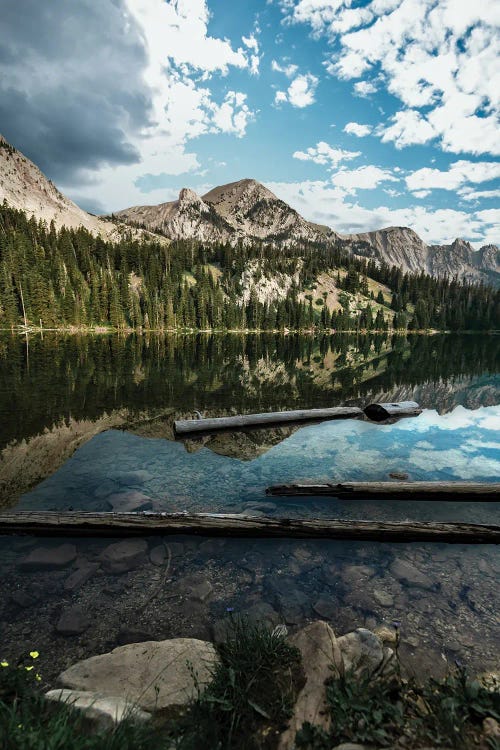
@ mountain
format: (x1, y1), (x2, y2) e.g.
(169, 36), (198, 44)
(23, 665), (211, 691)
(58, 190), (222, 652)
(111, 178), (338, 246)
(114, 180), (498, 286)
(0, 136), (165, 244)
(1, 134), (497, 285)
(346, 227), (500, 286)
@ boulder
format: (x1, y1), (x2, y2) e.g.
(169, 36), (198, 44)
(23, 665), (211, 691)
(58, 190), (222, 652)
(99, 539), (148, 574)
(45, 689), (151, 732)
(373, 588), (394, 608)
(278, 621), (343, 750)
(336, 628), (396, 681)
(19, 544), (77, 571)
(58, 638), (219, 714)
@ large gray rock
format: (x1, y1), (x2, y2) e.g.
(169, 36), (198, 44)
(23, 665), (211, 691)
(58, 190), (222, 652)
(278, 621), (343, 750)
(99, 539), (148, 574)
(45, 689), (151, 732)
(19, 544), (77, 571)
(337, 628), (396, 680)
(58, 639), (219, 713)
(64, 562), (100, 593)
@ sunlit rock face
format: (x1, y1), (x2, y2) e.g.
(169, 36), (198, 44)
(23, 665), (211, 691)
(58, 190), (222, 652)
(344, 227), (499, 286)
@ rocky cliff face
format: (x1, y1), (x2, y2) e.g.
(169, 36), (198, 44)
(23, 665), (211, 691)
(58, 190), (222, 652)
(345, 227), (499, 286)
(112, 178), (338, 247)
(0, 135), (166, 244)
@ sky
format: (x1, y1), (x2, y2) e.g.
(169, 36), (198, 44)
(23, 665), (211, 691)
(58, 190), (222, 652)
(1, 0), (499, 246)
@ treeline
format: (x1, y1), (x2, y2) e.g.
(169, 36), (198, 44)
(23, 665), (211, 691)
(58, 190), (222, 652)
(0, 203), (498, 331)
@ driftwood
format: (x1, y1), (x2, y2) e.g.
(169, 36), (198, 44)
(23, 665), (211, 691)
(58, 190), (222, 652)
(364, 401), (422, 421)
(174, 406), (364, 436)
(0, 511), (498, 543)
(267, 481), (500, 501)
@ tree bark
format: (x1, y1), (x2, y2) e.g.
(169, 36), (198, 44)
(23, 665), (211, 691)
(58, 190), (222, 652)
(0, 512), (498, 543)
(267, 481), (500, 501)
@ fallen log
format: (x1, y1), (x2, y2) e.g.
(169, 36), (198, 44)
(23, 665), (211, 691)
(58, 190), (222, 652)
(267, 481), (500, 501)
(174, 406), (364, 436)
(363, 401), (422, 421)
(0, 512), (498, 543)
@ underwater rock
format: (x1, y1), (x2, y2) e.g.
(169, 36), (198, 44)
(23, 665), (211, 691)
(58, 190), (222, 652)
(56, 605), (91, 636)
(19, 544), (77, 571)
(390, 558), (435, 590)
(99, 539), (148, 574)
(64, 562), (100, 593)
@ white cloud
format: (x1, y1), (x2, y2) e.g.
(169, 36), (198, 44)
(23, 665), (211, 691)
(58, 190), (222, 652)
(406, 160), (500, 192)
(459, 189), (500, 202)
(412, 190), (431, 198)
(343, 122), (372, 137)
(242, 33), (260, 75)
(380, 109), (436, 148)
(280, 0), (500, 156)
(293, 141), (360, 167)
(331, 165), (398, 192)
(271, 59), (299, 78)
(275, 73), (319, 108)
(264, 179), (500, 246)
(65, 0), (257, 211)
(353, 81), (377, 97)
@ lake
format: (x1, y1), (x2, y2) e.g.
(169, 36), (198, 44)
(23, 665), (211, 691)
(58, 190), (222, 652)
(0, 332), (499, 683)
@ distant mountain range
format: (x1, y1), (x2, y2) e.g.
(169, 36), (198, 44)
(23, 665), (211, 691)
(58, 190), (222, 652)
(1, 134), (498, 286)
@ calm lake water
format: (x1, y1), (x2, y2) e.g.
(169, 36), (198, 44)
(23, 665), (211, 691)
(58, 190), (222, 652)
(0, 332), (499, 684)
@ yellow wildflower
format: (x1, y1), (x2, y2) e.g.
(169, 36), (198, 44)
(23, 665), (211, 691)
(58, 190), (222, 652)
(25, 665), (34, 672)
(0, 661), (8, 668)
(29, 651), (39, 660)
(35, 674), (42, 682)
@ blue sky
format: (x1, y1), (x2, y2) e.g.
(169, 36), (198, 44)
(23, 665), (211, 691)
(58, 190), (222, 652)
(1, 0), (499, 245)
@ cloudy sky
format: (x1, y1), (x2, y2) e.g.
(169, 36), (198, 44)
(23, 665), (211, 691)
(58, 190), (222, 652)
(1, 0), (499, 245)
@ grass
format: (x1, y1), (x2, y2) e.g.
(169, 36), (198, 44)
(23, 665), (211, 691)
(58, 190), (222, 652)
(295, 662), (500, 750)
(1, 625), (499, 750)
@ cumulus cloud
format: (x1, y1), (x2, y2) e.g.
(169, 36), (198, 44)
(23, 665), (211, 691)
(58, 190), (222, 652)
(275, 73), (319, 108)
(265, 179), (500, 246)
(271, 59), (299, 77)
(343, 122), (372, 137)
(406, 160), (500, 192)
(0, 0), (259, 208)
(293, 141), (360, 167)
(331, 165), (398, 192)
(353, 81), (377, 97)
(280, 0), (500, 156)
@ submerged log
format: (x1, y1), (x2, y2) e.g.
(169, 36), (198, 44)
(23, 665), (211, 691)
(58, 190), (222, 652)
(363, 401), (422, 421)
(267, 481), (500, 501)
(174, 406), (364, 436)
(0, 511), (498, 543)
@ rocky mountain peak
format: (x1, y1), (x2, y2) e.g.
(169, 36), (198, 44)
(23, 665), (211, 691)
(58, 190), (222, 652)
(178, 187), (202, 205)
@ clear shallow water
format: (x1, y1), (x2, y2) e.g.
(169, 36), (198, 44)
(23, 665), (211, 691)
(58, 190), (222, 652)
(16, 405), (500, 524)
(1, 333), (499, 684)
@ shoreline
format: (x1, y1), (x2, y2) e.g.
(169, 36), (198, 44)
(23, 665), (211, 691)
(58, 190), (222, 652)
(1, 326), (498, 336)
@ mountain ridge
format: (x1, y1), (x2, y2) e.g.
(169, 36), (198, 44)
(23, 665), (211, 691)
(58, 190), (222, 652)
(112, 180), (499, 286)
(0, 134), (497, 286)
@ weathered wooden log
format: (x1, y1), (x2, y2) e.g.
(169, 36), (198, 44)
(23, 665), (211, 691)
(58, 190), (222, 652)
(363, 401), (422, 421)
(267, 481), (500, 501)
(174, 406), (364, 436)
(0, 512), (498, 543)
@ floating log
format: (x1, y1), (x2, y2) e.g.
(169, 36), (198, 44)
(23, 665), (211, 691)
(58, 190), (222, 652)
(174, 406), (364, 436)
(0, 512), (498, 543)
(363, 401), (422, 421)
(267, 481), (500, 501)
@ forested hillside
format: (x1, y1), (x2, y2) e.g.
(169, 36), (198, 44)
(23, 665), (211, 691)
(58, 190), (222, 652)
(0, 203), (498, 332)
